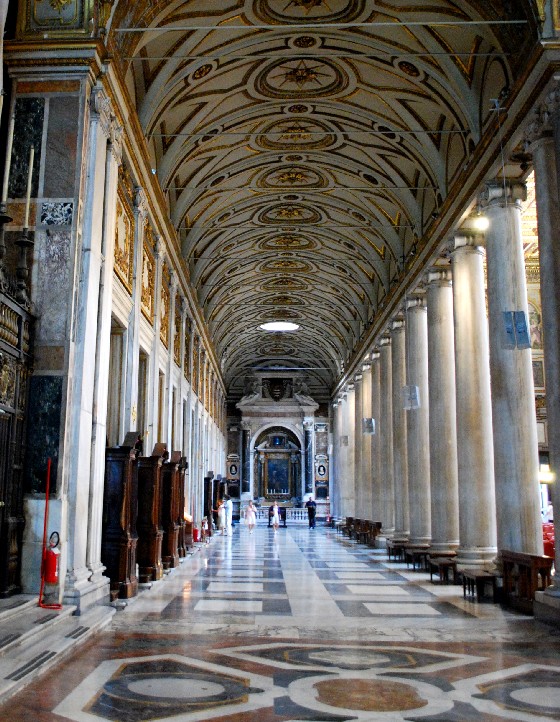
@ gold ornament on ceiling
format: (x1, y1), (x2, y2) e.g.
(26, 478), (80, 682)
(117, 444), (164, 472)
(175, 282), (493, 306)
(256, 58), (347, 99)
(262, 295), (305, 306)
(263, 309), (302, 320)
(256, 118), (335, 150)
(294, 36), (318, 47)
(262, 278), (308, 291)
(192, 64), (213, 80)
(261, 259), (311, 273)
(261, 235), (316, 251)
(259, 204), (322, 225)
(254, 0), (364, 23)
(259, 165), (327, 189)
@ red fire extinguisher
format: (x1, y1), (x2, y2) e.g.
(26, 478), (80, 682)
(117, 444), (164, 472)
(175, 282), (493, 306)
(38, 458), (62, 610)
(44, 531), (60, 584)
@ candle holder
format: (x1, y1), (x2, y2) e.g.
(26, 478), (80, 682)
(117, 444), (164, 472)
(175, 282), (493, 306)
(14, 226), (33, 308)
(0, 201), (12, 293)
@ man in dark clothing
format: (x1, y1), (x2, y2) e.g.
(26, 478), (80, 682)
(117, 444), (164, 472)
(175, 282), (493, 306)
(305, 497), (317, 528)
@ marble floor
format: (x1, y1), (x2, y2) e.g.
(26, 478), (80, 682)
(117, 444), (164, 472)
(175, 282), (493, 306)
(2, 525), (560, 721)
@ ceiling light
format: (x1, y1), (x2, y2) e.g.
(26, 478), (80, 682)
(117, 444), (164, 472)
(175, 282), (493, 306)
(259, 321), (300, 332)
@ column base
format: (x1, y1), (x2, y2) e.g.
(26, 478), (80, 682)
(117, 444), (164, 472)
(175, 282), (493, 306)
(63, 573), (111, 615)
(534, 587), (560, 628)
(456, 545), (497, 567)
(408, 535), (431, 546)
(429, 542), (459, 555)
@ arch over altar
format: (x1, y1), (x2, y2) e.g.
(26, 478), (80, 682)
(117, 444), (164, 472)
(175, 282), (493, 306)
(253, 426), (302, 501)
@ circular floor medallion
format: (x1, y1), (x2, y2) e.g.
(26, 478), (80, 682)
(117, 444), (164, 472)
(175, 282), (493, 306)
(128, 677), (225, 700)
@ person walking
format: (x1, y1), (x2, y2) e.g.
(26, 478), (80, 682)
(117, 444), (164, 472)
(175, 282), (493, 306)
(245, 500), (257, 534)
(271, 501), (280, 533)
(215, 499), (226, 534)
(224, 495), (233, 536)
(305, 496), (317, 529)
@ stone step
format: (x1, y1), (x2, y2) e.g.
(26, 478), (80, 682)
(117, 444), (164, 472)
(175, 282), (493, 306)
(0, 596), (114, 704)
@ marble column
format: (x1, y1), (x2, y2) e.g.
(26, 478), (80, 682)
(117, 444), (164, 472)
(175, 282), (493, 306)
(426, 267), (460, 553)
(353, 373), (363, 513)
(379, 337), (395, 535)
(123, 188), (147, 437)
(361, 361), (373, 519)
(391, 318), (409, 537)
(304, 420), (314, 496)
(481, 180), (543, 556)
(450, 225), (497, 565)
(341, 386), (356, 517)
(405, 296), (431, 546)
(87, 128), (123, 584)
(165, 273), (178, 450)
(63, 87), (113, 609)
(147, 239), (165, 449)
(369, 352), (382, 524)
(241, 422), (251, 495)
(527, 96), (560, 602)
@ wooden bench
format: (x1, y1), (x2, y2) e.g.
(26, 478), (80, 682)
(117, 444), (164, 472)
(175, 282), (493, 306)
(404, 545), (430, 571)
(429, 557), (458, 584)
(386, 538), (408, 562)
(462, 568), (499, 603)
(501, 549), (554, 614)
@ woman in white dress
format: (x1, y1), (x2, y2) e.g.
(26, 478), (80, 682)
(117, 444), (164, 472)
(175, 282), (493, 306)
(271, 501), (280, 532)
(216, 500), (226, 534)
(245, 500), (257, 534)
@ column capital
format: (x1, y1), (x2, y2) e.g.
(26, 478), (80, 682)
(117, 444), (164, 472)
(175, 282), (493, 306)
(90, 87), (113, 138)
(479, 179), (527, 209)
(391, 317), (405, 333)
(370, 350), (380, 361)
(155, 236), (166, 261)
(354, 373), (363, 383)
(108, 123), (123, 165)
(405, 295), (426, 312)
(240, 421), (252, 432)
(378, 335), (391, 348)
(426, 266), (452, 287)
(448, 216), (486, 255)
(134, 187), (149, 217)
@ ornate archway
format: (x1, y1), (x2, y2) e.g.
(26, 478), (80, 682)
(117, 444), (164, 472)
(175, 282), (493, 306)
(254, 426), (302, 501)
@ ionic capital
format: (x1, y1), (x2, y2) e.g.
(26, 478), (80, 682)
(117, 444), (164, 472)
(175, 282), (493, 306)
(479, 179), (526, 209)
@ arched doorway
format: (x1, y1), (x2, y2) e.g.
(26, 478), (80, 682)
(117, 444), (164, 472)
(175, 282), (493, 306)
(254, 427), (301, 502)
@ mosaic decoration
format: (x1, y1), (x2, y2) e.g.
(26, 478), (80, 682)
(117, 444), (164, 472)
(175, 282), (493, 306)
(114, 191), (134, 293)
(192, 335), (199, 395)
(40, 202), (73, 226)
(160, 266), (170, 347)
(173, 295), (181, 366)
(183, 316), (192, 381)
(141, 226), (155, 324)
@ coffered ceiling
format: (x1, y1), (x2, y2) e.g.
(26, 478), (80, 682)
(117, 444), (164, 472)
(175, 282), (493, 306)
(108, 0), (540, 402)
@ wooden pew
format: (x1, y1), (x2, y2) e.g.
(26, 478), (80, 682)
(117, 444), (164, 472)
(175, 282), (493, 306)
(501, 549), (554, 614)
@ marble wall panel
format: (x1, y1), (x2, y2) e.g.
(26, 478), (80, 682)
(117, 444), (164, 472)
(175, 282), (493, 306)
(9, 98), (44, 199)
(44, 96), (79, 198)
(25, 375), (62, 494)
(34, 228), (71, 343)
(41, 202), (73, 226)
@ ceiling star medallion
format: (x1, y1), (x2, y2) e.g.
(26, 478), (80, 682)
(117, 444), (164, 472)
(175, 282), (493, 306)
(261, 235), (316, 251)
(254, 0), (365, 23)
(272, 59), (331, 89)
(284, 0), (331, 13)
(255, 58), (347, 99)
